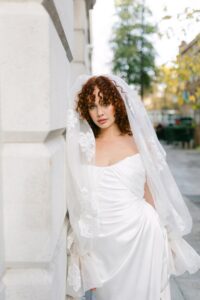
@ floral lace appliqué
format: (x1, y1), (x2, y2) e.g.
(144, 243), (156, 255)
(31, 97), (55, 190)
(78, 211), (99, 238)
(78, 215), (93, 238)
(79, 131), (95, 162)
(66, 109), (78, 132)
(67, 262), (81, 292)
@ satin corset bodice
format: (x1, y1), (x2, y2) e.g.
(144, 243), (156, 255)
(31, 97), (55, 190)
(94, 153), (146, 201)
(92, 153), (147, 228)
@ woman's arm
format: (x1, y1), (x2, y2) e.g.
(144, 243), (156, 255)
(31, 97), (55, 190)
(144, 181), (155, 209)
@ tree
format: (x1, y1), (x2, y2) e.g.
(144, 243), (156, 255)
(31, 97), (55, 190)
(176, 38), (200, 110)
(160, 7), (200, 40)
(110, 0), (157, 99)
(154, 6), (200, 110)
(156, 65), (179, 110)
(151, 37), (200, 111)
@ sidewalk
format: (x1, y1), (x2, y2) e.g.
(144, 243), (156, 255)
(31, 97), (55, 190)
(165, 144), (200, 300)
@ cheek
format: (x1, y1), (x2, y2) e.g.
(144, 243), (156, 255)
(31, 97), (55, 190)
(88, 110), (96, 121)
(108, 106), (115, 118)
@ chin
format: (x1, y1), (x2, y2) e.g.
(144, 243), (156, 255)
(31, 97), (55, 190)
(98, 123), (111, 129)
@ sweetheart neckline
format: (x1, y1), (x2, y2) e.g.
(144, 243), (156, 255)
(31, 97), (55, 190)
(93, 153), (140, 168)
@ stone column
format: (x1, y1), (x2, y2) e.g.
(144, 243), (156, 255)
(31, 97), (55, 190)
(0, 1), (73, 299)
(72, 0), (95, 82)
(0, 0), (96, 299)
(0, 69), (5, 300)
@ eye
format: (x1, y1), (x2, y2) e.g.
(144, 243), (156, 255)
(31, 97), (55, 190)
(102, 102), (110, 107)
(88, 104), (96, 110)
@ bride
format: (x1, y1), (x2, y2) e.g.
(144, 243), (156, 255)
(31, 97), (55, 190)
(65, 74), (200, 300)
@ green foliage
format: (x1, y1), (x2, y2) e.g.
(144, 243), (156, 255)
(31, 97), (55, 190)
(176, 39), (200, 109)
(110, 0), (157, 95)
(153, 37), (200, 111)
(160, 6), (200, 39)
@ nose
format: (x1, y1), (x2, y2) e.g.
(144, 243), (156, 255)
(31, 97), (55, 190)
(97, 106), (104, 117)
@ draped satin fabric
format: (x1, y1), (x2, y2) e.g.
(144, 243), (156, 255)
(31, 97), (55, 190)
(90, 153), (171, 300)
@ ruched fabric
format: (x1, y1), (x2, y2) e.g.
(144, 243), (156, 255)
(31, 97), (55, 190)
(91, 153), (171, 300)
(66, 153), (200, 300)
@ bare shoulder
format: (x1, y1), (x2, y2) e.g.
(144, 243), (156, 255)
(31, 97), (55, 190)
(121, 134), (138, 153)
(95, 133), (139, 166)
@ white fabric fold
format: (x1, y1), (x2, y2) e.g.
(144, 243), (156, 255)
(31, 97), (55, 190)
(66, 224), (103, 298)
(159, 220), (200, 277)
(167, 233), (200, 276)
(66, 228), (200, 298)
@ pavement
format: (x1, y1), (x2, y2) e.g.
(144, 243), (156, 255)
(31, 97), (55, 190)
(164, 144), (200, 300)
(84, 144), (200, 300)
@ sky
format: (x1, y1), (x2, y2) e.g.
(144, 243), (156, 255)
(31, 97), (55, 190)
(91, 0), (200, 74)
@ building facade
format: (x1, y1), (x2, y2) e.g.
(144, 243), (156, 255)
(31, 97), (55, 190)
(0, 1), (95, 299)
(178, 33), (200, 145)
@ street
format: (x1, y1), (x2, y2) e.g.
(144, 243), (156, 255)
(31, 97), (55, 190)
(165, 144), (200, 300)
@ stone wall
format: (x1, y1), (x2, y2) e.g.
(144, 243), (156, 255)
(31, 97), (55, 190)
(0, 1), (95, 299)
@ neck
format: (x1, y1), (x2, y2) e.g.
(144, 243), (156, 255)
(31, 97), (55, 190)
(98, 123), (122, 140)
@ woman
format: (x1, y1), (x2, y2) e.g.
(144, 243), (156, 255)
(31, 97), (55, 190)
(65, 74), (200, 300)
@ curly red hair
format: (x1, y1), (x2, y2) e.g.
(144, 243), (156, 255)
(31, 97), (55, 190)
(75, 75), (132, 138)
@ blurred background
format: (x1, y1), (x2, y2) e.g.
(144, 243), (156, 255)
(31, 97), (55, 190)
(91, 0), (200, 149)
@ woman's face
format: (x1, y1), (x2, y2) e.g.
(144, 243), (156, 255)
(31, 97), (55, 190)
(88, 86), (115, 129)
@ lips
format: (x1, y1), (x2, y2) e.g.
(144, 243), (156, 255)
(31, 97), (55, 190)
(98, 119), (107, 124)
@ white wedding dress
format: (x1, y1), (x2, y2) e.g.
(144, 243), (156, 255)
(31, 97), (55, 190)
(91, 153), (171, 300)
